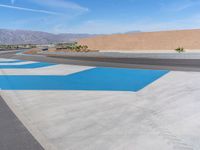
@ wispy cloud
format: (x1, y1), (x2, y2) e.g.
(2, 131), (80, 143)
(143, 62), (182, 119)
(57, 14), (200, 34)
(11, 0), (15, 4)
(0, 4), (61, 15)
(161, 0), (200, 12)
(31, 0), (89, 12)
(1, 0), (88, 16)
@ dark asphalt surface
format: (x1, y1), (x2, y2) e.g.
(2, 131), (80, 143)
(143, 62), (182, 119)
(0, 96), (43, 150)
(2, 50), (200, 72)
(49, 55), (200, 71)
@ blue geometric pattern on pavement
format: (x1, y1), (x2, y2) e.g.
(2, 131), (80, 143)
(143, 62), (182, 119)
(0, 67), (169, 91)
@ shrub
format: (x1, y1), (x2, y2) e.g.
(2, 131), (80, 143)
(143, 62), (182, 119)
(55, 42), (91, 52)
(175, 47), (184, 53)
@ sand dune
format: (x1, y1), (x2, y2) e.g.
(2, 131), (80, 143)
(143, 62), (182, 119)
(79, 29), (200, 51)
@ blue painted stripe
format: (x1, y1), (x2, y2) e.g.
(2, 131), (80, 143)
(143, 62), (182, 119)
(0, 62), (56, 69)
(0, 67), (169, 91)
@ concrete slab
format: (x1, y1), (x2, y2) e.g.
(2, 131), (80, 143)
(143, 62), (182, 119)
(1, 70), (200, 150)
(0, 58), (18, 62)
(0, 64), (94, 75)
(0, 62), (56, 69)
(0, 61), (37, 65)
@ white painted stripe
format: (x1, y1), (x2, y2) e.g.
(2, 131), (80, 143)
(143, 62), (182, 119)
(0, 58), (18, 62)
(0, 64), (94, 75)
(0, 61), (37, 65)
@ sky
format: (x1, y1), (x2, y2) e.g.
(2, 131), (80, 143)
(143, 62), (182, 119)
(0, 0), (200, 34)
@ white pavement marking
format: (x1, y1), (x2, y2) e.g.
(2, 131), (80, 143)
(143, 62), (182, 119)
(0, 61), (37, 65)
(0, 58), (18, 62)
(0, 64), (94, 75)
(1, 71), (200, 150)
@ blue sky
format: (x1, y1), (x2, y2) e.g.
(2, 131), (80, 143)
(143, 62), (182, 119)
(0, 0), (200, 34)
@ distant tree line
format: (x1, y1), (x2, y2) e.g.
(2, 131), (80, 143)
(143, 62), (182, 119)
(0, 44), (37, 50)
(55, 42), (90, 52)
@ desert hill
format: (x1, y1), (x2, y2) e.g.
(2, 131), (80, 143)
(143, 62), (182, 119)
(79, 29), (200, 50)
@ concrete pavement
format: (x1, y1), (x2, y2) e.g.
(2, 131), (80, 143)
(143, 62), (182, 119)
(1, 58), (200, 150)
(1, 52), (200, 150)
(2, 70), (200, 150)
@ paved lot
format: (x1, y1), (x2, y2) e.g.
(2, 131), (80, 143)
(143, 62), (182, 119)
(1, 58), (200, 150)
(1, 52), (200, 150)
(2, 71), (200, 150)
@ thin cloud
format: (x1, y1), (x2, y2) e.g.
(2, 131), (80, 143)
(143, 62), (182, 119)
(0, 4), (61, 15)
(161, 0), (200, 12)
(31, 0), (89, 12)
(60, 14), (200, 34)
(11, 0), (15, 4)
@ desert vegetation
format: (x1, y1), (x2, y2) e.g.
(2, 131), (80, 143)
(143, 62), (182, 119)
(0, 44), (36, 50)
(175, 47), (185, 53)
(24, 42), (98, 55)
(55, 42), (98, 52)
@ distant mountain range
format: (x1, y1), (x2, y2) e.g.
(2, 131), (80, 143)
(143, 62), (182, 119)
(0, 29), (96, 45)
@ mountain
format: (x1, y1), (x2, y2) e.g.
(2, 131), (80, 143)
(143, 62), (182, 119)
(79, 29), (200, 50)
(123, 30), (141, 34)
(0, 29), (95, 45)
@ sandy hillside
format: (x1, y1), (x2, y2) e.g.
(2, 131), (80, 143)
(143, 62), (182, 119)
(78, 29), (200, 51)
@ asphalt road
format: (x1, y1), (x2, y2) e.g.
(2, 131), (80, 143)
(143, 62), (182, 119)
(1, 50), (200, 72)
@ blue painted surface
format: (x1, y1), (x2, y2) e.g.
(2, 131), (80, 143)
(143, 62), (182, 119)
(0, 62), (56, 69)
(0, 67), (169, 91)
